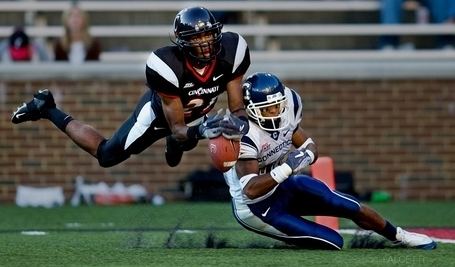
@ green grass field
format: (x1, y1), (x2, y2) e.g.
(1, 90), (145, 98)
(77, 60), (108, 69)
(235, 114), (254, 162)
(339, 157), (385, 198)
(1, 201), (454, 267)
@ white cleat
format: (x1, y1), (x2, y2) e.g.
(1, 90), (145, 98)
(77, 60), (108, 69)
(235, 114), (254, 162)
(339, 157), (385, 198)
(395, 227), (437, 250)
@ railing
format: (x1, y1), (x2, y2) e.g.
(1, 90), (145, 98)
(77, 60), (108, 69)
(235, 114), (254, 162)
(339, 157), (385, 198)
(0, 1), (385, 12)
(2, 24), (455, 38)
(2, 50), (455, 80)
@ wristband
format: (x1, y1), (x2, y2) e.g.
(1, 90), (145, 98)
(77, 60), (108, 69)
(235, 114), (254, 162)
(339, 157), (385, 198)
(270, 164), (292, 184)
(305, 150), (316, 165)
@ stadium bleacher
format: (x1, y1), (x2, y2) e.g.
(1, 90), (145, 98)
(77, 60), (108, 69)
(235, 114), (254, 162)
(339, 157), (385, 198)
(1, 0), (455, 52)
(1, 0), (455, 79)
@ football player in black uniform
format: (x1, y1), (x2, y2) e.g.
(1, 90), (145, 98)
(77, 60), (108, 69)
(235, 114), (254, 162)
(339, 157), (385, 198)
(11, 6), (250, 168)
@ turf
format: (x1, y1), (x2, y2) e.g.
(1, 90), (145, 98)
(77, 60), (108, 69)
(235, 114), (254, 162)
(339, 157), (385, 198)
(0, 201), (454, 267)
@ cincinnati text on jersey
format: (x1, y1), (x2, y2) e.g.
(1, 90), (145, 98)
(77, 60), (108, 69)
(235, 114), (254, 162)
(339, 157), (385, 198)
(188, 86), (220, 96)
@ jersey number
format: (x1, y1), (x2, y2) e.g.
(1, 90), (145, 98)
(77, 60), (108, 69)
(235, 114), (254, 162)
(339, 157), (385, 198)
(184, 97), (217, 116)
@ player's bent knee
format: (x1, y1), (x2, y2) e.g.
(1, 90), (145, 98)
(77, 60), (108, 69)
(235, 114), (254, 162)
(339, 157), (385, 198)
(96, 139), (129, 168)
(97, 157), (116, 168)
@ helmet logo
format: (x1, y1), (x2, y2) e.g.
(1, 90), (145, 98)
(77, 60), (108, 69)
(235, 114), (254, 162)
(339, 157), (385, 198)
(195, 21), (212, 32)
(267, 92), (283, 101)
(243, 83), (251, 101)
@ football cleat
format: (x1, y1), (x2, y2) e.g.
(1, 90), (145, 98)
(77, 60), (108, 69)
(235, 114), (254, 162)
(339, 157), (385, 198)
(165, 136), (184, 167)
(395, 227), (437, 250)
(11, 89), (56, 124)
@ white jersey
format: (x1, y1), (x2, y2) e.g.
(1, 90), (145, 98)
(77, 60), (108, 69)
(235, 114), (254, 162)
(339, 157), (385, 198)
(224, 87), (303, 205)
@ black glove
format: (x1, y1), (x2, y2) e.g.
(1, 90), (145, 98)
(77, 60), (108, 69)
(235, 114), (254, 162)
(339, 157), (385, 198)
(219, 113), (249, 140)
(285, 149), (313, 173)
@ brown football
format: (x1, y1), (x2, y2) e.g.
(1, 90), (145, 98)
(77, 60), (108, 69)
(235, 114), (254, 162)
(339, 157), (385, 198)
(208, 135), (240, 172)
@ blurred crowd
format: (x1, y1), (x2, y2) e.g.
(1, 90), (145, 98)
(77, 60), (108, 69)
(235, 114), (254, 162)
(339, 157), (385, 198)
(0, 5), (100, 64)
(1, 1), (455, 64)
(380, 0), (455, 50)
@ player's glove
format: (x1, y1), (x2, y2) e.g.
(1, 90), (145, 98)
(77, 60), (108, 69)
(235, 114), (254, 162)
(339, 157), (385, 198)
(270, 149), (315, 184)
(219, 113), (249, 140)
(290, 149), (315, 174)
(285, 150), (312, 172)
(187, 111), (224, 139)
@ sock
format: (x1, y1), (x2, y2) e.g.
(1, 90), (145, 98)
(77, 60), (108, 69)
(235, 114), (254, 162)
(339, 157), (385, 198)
(378, 221), (398, 241)
(47, 108), (73, 132)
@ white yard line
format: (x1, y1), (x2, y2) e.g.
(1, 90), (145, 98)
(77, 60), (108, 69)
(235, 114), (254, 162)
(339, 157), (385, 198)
(21, 231), (47, 235)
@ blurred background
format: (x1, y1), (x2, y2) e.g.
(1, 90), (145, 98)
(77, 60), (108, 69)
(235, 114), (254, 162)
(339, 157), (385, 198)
(0, 0), (454, 206)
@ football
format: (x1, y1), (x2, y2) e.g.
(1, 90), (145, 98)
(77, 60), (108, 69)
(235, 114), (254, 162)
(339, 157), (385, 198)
(208, 135), (240, 172)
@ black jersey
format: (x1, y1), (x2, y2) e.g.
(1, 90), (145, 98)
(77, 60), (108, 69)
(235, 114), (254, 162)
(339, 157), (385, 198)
(94, 32), (250, 167)
(145, 32), (250, 124)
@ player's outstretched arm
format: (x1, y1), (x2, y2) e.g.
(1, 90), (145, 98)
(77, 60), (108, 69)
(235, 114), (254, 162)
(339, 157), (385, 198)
(226, 75), (248, 118)
(160, 95), (189, 141)
(224, 75), (249, 137)
(160, 94), (225, 141)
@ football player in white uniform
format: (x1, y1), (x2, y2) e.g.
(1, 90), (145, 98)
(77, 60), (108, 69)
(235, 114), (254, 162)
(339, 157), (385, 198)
(224, 72), (436, 250)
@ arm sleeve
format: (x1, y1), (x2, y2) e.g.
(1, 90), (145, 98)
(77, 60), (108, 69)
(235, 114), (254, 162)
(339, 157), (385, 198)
(289, 88), (303, 126)
(145, 52), (180, 97)
(239, 135), (258, 160)
(221, 32), (251, 80)
(231, 34), (250, 78)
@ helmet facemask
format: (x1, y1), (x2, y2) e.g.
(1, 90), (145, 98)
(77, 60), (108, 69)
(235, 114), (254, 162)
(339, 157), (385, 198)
(176, 22), (222, 66)
(243, 72), (289, 131)
(177, 25), (221, 64)
(247, 92), (289, 131)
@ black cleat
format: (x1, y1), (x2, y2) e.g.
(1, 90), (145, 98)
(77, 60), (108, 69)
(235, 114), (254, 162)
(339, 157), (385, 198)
(165, 136), (184, 167)
(11, 89), (56, 124)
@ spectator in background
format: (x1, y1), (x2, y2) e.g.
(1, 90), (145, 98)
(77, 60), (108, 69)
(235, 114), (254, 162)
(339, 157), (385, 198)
(379, 0), (455, 50)
(448, 1), (455, 23)
(423, 0), (455, 49)
(0, 27), (50, 63)
(379, 0), (404, 49)
(54, 6), (101, 63)
(7, 28), (31, 61)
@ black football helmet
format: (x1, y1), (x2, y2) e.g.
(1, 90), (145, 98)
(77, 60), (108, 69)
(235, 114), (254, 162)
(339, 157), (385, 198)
(174, 7), (223, 66)
(242, 72), (289, 131)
